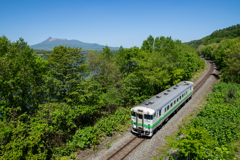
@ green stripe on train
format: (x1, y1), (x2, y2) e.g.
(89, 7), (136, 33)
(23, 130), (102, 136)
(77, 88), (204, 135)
(131, 91), (193, 128)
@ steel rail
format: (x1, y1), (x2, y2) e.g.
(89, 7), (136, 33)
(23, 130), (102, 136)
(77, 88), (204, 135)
(106, 136), (145, 160)
(193, 60), (214, 95)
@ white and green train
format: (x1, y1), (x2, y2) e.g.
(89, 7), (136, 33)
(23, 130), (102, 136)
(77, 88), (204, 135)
(131, 81), (194, 137)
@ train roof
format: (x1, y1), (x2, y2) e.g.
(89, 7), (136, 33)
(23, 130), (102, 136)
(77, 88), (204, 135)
(131, 81), (194, 114)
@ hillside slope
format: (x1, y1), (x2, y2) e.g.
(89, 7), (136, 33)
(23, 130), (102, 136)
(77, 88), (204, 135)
(187, 24), (240, 49)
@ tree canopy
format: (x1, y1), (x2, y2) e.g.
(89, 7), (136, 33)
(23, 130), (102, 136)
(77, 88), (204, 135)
(187, 24), (240, 49)
(0, 35), (204, 159)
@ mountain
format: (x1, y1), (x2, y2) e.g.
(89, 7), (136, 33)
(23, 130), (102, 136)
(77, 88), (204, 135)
(187, 24), (240, 49)
(31, 37), (119, 51)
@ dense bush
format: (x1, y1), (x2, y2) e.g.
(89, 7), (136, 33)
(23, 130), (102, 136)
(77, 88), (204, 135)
(200, 37), (240, 83)
(166, 82), (240, 159)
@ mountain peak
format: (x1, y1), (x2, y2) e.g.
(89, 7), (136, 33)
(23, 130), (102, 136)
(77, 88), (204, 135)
(31, 37), (119, 51)
(41, 37), (67, 43)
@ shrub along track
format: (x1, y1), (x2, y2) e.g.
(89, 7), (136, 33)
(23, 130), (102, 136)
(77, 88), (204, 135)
(101, 60), (215, 160)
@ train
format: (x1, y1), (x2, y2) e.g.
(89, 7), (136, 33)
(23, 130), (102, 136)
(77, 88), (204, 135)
(131, 81), (194, 137)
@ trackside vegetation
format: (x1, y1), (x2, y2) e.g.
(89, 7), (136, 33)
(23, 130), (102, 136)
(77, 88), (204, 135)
(163, 82), (240, 159)
(157, 24), (240, 160)
(0, 35), (204, 159)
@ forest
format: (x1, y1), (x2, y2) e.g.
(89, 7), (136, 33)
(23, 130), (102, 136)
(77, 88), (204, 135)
(160, 24), (240, 159)
(0, 35), (204, 159)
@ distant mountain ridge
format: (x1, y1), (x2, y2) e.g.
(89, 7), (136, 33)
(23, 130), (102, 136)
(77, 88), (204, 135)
(31, 37), (119, 51)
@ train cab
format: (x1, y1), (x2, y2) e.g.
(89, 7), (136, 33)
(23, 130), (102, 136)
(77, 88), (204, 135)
(131, 106), (155, 137)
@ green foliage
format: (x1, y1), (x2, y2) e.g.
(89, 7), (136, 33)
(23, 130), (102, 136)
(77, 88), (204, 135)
(165, 82), (240, 159)
(58, 107), (131, 155)
(189, 24), (240, 83)
(200, 37), (240, 83)
(106, 142), (111, 149)
(116, 36), (204, 106)
(0, 35), (205, 159)
(187, 24), (240, 49)
(44, 45), (89, 104)
(191, 83), (240, 145)
(167, 126), (230, 159)
(0, 36), (48, 120)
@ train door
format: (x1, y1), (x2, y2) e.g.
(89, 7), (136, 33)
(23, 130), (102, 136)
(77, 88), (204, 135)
(136, 113), (144, 133)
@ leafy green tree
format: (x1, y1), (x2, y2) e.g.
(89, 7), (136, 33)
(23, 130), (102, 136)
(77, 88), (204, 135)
(222, 42), (240, 83)
(141, 35), (154, 52)
(196, 44), (206, 55)
(45, 45), (89, 104)
(87, 46), (124, 113)
(115, 46), (140, 77)
(0, 36), (48, 120)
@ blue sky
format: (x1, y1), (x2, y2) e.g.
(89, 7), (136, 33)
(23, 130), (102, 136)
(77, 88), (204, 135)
(0, 0), (239, 48)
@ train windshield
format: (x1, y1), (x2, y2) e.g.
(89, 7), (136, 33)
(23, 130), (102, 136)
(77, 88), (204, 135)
(144, 114), (153, 120)
(131, 111), (136, 117)
(137, 114), (143, 119)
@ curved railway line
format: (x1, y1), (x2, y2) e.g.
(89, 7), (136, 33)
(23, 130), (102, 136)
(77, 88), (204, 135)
(106, 60), (214, 160)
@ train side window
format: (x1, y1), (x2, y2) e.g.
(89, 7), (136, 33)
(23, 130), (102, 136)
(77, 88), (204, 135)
(167, 105), (169, 110)
(131, 111), (136, 117)
(177, 98), (179, 102)
(186, 91), (187, 95)
(182, 94), (184, 97)
(154, 112), (156, 118)
(180, 96), (181, 100)
(165, 107), (166, 112)
(144, 114), (153, 120)
(171, 103), (173, 107)
(174, 100), (176, 104)
(159, 110), (161, 116)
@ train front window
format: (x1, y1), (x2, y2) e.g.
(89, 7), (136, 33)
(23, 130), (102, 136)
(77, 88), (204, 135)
(137, 114), (143, 119)
(144, 114), (153, 120)
(131, 111), (136, 117)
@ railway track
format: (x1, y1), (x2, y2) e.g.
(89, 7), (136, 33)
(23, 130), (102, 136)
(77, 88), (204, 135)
(193, 60), (214, 95)
(106, 60), (214, 160)
(106, 136), (145, 160)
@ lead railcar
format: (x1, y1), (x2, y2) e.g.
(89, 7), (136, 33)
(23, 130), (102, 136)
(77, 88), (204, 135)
(131, 81), (194, 137)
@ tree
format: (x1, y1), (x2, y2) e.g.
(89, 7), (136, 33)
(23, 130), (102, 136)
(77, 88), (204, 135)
(87, 46), (123, 113)
(45, 45), (88, 104)
(0, 36), (48, 120)
(141, 35), (154, 53)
